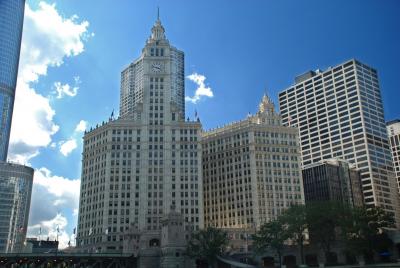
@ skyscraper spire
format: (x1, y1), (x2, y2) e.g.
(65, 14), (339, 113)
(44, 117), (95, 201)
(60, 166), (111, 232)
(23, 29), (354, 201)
(150, 7), (166, 41)
(258, 92), (275, 115)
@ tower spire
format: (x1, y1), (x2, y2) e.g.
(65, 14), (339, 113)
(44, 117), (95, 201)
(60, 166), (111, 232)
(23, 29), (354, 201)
(149, 6), (166, 41)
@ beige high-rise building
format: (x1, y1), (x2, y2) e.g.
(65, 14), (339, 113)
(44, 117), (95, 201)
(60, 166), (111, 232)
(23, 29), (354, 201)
(77, 16), (203, 253)
(202, 95), (304, 237)
(387, 119), (400, 192)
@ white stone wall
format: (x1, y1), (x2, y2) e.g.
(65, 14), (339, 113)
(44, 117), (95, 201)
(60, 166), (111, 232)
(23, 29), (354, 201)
(202, 96), (304, 231)
(77, 18), (203, 252)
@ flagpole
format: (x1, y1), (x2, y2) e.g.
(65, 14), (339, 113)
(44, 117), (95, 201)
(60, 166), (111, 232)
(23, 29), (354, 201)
(56, 225), (60, 255)
(56, 225), (59, 242)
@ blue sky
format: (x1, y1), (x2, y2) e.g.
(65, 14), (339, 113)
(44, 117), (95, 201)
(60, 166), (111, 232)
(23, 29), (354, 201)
(11, 0), (400, 247)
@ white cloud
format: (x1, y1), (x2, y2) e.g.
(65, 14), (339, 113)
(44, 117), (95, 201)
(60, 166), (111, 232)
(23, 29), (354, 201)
(74, 120), (88, 132)
(185, 72), (214, 104)
(54, 76), (81, 99)
(18, 3), (90, 84)
(54, 82), (78, 99)
(57, 120), (88, 157)
(27, 168), (80, 249)
(8, 82), (59, 163)
(33, 167), (80, 205)
(59, 139), (77, 156)
(8, 2), (90, 163)
(28, 214), (74, 249)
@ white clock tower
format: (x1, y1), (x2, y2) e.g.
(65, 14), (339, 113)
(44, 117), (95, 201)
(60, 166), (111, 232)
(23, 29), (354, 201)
(120, 13), (185, 121)
(77, 13), (203, 256)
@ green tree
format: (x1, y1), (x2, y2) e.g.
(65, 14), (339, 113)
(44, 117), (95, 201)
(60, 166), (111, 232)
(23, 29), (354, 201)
(186, 227), (228, 268)
(341, 206), (395, 258)
(307, 202), (351, 264)
(280, 204), (307, 265)
(253, 219), (289, 268)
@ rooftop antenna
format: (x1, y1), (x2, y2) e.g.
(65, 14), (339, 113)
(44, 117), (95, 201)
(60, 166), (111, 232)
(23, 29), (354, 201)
(157, 6), (160, 20)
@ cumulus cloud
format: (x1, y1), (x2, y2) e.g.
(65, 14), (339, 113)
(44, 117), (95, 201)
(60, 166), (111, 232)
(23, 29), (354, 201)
(18, 3), (90, 83)
(58, 120), (88, 156)
(9, 82), (59, 163)
(185, 72), (214, 104)
(54, 77), (80, 99)
(28, 214), (75, 249)
(8, 2), (90, 163)
(75, 120), (88, 132)
(27, 168), (80, 248)
(59, 139), (78, 156)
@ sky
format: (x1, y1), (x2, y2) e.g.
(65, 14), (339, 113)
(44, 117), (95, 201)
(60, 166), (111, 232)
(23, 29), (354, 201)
(9, 0), (400, 248)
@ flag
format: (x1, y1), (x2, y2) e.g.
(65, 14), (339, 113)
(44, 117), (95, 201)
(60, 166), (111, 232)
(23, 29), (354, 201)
(56, 225), (60, 233)
(111, 109), (114, 118)
(194, 109), (198, 118)
(68, 240), (71, 247)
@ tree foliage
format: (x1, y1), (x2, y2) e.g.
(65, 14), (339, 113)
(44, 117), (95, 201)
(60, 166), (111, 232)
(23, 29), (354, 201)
(307, 202), (351, 257)
(186, 227), (228, 268)
(253, 202), (395, 265)
(341, 206), (395, 256)
(280, 204), (308, 264)
(253, 218), (288, 268)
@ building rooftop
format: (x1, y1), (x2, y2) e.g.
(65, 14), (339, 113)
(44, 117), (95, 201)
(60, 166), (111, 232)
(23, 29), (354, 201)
(387, 119), (400, 126)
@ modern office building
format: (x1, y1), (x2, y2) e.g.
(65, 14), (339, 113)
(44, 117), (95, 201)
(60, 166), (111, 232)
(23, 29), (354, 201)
(0, 0), (25, 161)
(278, 59), (400, 225)
(77, 16), (203, 256)
(0, 0), (34, 253)
(0, 162), (34, 253)
(202, 95), (304, 234)
(387, 119), (400, 192)
(302, 159), (364, 207)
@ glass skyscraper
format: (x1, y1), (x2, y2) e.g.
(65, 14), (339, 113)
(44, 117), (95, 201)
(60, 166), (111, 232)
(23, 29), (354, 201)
(0, 162), (33, 253)
(0, 0), (26, 161)
(0, 0), (34, 253)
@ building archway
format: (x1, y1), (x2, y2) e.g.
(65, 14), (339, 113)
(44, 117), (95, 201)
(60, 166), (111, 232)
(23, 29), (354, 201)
(149, 238), (160, 247)
(345, 252), (357, 265)
(305, 254), (318, 267)
(262, 256), (275, 268)
(283, 255), (296, 268)
(326, 252), (338, 265)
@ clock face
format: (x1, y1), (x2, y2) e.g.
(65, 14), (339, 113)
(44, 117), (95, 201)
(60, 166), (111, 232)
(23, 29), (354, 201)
(151, 62), (162, 73)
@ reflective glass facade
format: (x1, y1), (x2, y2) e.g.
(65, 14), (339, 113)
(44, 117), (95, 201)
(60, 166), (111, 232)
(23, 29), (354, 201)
(0, 162), (33, 253)
(0, 0), (25, 161)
